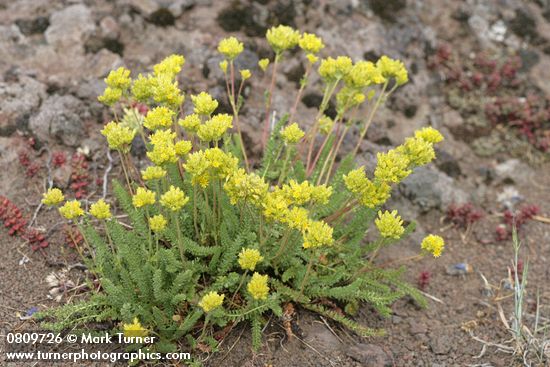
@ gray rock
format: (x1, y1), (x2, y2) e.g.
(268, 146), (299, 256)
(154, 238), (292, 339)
(99, 16), (120, 39)
(434, 149), (461, 178)
(494, 159), (533, 186)
(409, 320), (428, 335)
(429, 332), (453, 355)
(29, 95), (88, 147)
(0, 76), (47, 136)
(345, 343), (392, 367)
(45, 5), (96, 51)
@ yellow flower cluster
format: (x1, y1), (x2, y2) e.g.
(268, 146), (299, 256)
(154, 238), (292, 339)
(258, 58), (270, 71)
(238, 248), (263, 271)
(132, 187), (156, 208)
(240, 69), (251, 80)
(421, 234), (445, 257)
(59, 200), (84, 220)
(143, 106), (174, 130)
(149, 214), (167, 232)
(375, 210), (404, 239)
(415, 127), (444, 144)
(160, 185), (189, 211)
(191, 92), (218, 116)
(396, 136), (436, 166)
(101, 122), (136, 152)
(90, 199), (112, 220)
(374, 149), (411, 183)
(318, 56), (353, 82)
(336, 86), (366, 114)
(98, 67), (131, 105)
(303, 220), (334, 249)
(217, 37), (244, 60)
(42, 188), (64, 206)
(184, 148), (238, 188)
(175, 140), (192, 157)
(178, 114), (201, 133)
(280, 180), (332, 206)
(266, 25), (300, 54)
(141, 166), (166, 181)
(224, 169), (269, 205)
(318, 115), (334, 135)
(262, 192), (291, 222)
(280, 123), (305, 144)
(219, 60), (228, 74)
(123, 318), (148, 338)
(299, 32), (324, 54)
(197, 114), (233, 142)
(153, 54), (185, 79)
(284, 207), (309, 232)
(344, 168), (391, 208)
(247, 273), (269, 300)
(198, 291), (224, 312)
(344, 61), (385, 89)
(376, 55), (408, 85)
(146, 129), (179, 166)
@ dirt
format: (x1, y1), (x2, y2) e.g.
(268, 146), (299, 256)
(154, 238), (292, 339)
(2, 0), (550, 366)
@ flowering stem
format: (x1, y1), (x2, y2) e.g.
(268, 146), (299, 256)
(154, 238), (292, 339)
(172, 211), (185, 261)
(299, 253), (315, 301)
(271, 228), (292, 268)
(288, 63), (312, 124)
(318, 124), (350, 185)
(230, 61), (250, 171)
(261, 57), (280, 148)
(199, 314), (211, 341)
(193, 186), (199, 239)
(278, 147), (292, 184)
(352, 82), (388, 157)
(230, 270), (248, 305)
(118, 151), (133, 195)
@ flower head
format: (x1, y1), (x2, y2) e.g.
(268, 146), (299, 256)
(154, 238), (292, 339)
(42, 188), (64, 206)
(374, 149), (411, 183)
(123, 318), (149, 338)
(318, 115), (334, 135)
(344, 168), (391, 208)
(150, 74), (184, 108)
(238, 248), (264, 271)
(266, 25), (300, 54)
(198, 291), (224, 312)
(219, 60), (228, 74)
(319, 56), (353, 82)
(262, 192), (290, 222)
(153, 54), (185, 78)
(247, 273), (269, 300)
(414, 127), (444, 144)
(131, 74), (153, 102)
(175, 140), (192, 156)
(283, 207), (310, 232)
(90, 199), (112, 220)
(178, 114), (201, 133)
(421, 234), (445, 257)
(59, 200), (84, 220)
(160, 185), (189, 211)
(149, 214), (167, 232)
(141, 166), (166, 181)
(376, 55), (408, 85)
(98, 87), (123, 106)
(281, 123), (305, 144)
(218, 37), (244, 60)
(306, 53), (319, 64)
(303, 220), (334, 248)
(344, 61), (385, 88)
(105, 67), (131, 90)
(299, 32), (324, 54)
(397, 137), (436, 166)
(258, 58), (270, 71)
(191, 92), (218, 116)
(132, 187), (156, 208)
(101, 122), (136, 151)
(224, 169), (268, 205)
(143, 106), (174, 130)
(375, 210), (404, 239)
(240, 69), (251, 80)
(197, 114), (233, 142)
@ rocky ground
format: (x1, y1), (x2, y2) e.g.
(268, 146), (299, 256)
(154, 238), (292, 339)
(1, 0), (550, 366)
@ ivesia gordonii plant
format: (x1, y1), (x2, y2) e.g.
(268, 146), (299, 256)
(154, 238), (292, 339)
(37, 25), (445, 354)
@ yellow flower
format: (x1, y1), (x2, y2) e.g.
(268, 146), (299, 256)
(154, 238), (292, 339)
(153, 54), (185, 78)
(59, 200), (84, 220)
(266, 25), (300, 54)
(219, 60), (228, 74)
(238, 248), (264, 271)
(344, 61), (385, 88)
(414, 127), (444, 144)
(376, 55), (408, 85)
(303, 220), (334, 248)
(280, 180), (332, 206)
(318, 115), (334, 135)
(150, 73), (184, 108)
(191, 92), (218, 116)
(375, 210), (404, 239)
(397, 137), (436, 166)
(318, 56), (353, 82)
(98, 87), (123, 106)
(421, 234), (445, 258)
(283, 207), (310, 232)
(344, 168), (391, 208)
(299, 32), (324, 54)
(198, 291), (224, 312)
(343, 168), (369, 194)
(105, 67), (131, 90)
(183, 150), (211, 187)
(336, 86), (366, 114)
(132, 187), (156, 208)
(281, 123), (305, 144)
(204, 148), (238, 179)
(147, 130), (178, 165)
(374, 149), (411, 183)
(247, 273), (269, 300)
(101, 121), (136, 151)
(149, 214), (167, 232)
(224, 169), (268, 205)
(175, 140), (192, 156)
(143, 106), (174, 130)
(42, 188), (64, 206)
(197, 114), (233, 142)
(178, 114), (201, 133)
(123, 318), (149, 338)
(306, 53), (319, 64)
(262, 192), (290, 222)
(90, 199), (112, 220)
(141, 166), (166, 181)
(160, 185), (189, 211)
(131, 74), (153, 102)
(258, 58), (270, 71)
(218, 37), (244, 60)
(240, 69), (251, 80)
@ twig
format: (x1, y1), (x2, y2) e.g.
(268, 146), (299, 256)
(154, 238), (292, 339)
(102, 149), (113, 199)
(418, 290), (445, 304)
(318, 316), (343, 343)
